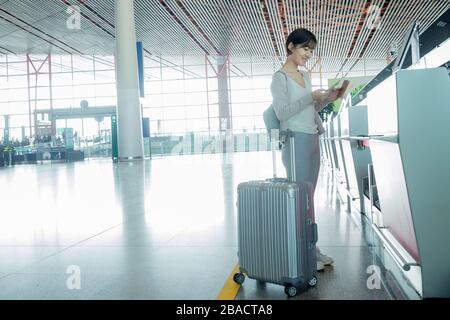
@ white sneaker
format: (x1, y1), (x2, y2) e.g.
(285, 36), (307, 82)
(316, 260), (325, 271)
(317, 251), (334, 266)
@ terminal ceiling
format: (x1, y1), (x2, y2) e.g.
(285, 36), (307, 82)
(0, 0), (449, 77)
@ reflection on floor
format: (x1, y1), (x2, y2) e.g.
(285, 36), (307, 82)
(0, 152), (394, 299)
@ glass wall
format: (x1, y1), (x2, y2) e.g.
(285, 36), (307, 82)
(0, 54), (116, 143)
(0, 52), (382, 158)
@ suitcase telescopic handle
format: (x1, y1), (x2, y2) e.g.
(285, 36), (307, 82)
(287, 129), (296, 183)
(270, 129), (296, 183)
(271, 129), (278, 179)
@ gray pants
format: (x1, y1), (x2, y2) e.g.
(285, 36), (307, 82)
(281, 131), (321, 193)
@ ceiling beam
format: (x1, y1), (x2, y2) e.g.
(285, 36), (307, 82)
(278, 0), (288, 39)
(0, 9), (77, 54)
(0, 45), (16, 54)
(261, 0), (281, 59)
(66, 0), (114, 41)
(157, 0), (217, 56)
(75, 0), (115, 30)
(334, 0), (391, 78)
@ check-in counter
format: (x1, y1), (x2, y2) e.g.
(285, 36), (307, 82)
(321, 120), (333, 169)
(332, 114), (356, 209)
(332, 116), (347, 181)
(366, 67), (450, 298)
(319, 125), (329, 166)
(326, 120), (340, 173)
(339, 103), (372, 214)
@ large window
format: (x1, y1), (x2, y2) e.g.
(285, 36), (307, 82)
(1, 51), (386, 154)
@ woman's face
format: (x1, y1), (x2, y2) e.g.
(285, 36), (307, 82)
(288, 43), (316, 66)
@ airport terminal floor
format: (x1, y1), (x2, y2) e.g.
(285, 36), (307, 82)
(1, 0), (449, 304)
(0, 152), (398, 300)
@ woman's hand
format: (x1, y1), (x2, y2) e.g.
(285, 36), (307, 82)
(327, 88), (341, 102)
(312, 89), (341, 111)
(312, 90), (330, 105)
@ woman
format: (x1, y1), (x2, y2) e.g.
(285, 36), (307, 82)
(271, 28), (342, 271)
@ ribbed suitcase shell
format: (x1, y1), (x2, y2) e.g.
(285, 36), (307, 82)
(237, 179), (318, 288)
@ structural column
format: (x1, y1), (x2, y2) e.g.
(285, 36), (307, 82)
(114, 0), (144, 160)
(217, 56), (232, 132)
(3, 115), (9, 144)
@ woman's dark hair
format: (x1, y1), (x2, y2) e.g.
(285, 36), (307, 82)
(285, 28), (317, 55)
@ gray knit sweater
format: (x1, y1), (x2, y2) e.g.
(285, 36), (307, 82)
(270, 69), (325, 135)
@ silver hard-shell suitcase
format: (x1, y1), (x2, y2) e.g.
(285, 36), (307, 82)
(234, 130), (318, 297)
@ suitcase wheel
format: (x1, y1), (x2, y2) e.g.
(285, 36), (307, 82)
(284, 286), (297, 297)
(308, 276), (318, 287)
(233, 273), (245, 285)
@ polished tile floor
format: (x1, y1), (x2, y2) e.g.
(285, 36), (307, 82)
(0, 152), (393, 299)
